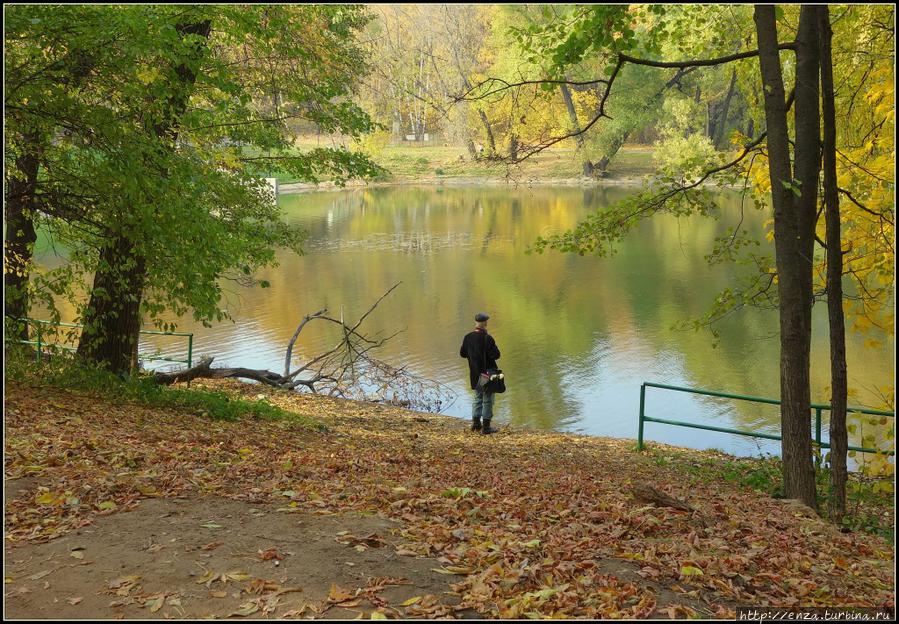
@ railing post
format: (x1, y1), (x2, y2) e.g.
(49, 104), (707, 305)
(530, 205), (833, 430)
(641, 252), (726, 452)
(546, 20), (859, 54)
(815, 407), (823, 447)
(35, 323), (42, 363)
(637, 383), (646, 451)
(186, 333), (194, 388)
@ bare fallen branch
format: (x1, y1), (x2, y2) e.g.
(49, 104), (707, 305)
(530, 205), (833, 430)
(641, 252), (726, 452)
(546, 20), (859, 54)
(153, 283), (457, 413)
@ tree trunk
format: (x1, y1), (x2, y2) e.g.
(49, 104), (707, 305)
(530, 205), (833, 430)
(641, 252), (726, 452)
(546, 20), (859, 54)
(792, 5), (823, 507)
(818, 5), (848, 521)
(5, 45), (98, 340)
(595, 68), (687, 175)
(559, 83), (593, 175)
(4, 138), (41, 341)
(754, 5), (819, 510)
(466, 139), (478, 160)
(478, 108), (496, 155)
(508, 133), (518, 160)
(714, 69), (738, 149)
(76, 236), (146, 375)
(595, 130), (632, 176)
(77, 20), (212, 375)
(445, 18), (496, 159)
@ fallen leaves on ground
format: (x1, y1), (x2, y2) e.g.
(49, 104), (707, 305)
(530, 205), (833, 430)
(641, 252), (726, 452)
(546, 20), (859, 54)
(4, 379), (895, 618)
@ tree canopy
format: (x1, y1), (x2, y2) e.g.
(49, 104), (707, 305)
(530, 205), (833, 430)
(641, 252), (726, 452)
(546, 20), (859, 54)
(5, 5), (382, 371)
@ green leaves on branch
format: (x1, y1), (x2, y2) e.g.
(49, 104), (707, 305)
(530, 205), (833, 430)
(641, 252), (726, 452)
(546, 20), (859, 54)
(509, 5), (660, 77)
(780, 178), (802, 198)
(6, 5), (381, 333)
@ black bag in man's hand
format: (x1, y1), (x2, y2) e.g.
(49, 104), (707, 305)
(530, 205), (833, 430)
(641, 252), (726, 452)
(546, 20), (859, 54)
(478, 369), (506, 393)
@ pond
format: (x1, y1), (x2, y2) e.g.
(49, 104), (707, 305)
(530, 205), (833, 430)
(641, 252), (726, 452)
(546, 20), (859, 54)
(34, 184), (894, 458)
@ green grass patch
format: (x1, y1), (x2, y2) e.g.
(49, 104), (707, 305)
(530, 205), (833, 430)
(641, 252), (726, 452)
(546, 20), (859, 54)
(639, 444), (894, 540)
(6, 347), (325, 431)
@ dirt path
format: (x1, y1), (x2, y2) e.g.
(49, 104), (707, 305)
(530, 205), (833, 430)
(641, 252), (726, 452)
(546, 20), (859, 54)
(4, 491), (716, 620)
(4, 495), (473, 619)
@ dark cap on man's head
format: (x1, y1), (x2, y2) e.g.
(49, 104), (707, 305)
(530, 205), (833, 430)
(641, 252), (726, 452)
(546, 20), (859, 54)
(475, 312), (490, 322)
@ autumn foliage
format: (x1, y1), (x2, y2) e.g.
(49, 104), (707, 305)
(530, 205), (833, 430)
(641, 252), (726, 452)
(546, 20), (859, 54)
(5, 378), (893, 618)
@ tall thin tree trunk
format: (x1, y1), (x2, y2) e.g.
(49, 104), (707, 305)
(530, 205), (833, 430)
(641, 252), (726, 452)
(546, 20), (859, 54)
(4, 138), (41, 340)
(714, 69), (738, 149)
(754, 5), (819, 510)
(790, 4), (822, 510)
(818, 5), (848, 521)
(478, 109), (496, 155)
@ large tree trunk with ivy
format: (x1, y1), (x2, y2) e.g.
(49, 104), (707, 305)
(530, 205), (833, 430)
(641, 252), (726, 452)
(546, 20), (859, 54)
(76, 237), (146, 374)
(818, 5), (848, 520)
(76, 20), (212, 375)
(754, 5), (819, 510)
(4, 138), (41, 341)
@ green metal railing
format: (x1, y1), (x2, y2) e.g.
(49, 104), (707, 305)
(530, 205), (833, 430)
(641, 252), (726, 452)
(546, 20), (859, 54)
(7, 317), (193, 368)
(637, 381), (895, 455)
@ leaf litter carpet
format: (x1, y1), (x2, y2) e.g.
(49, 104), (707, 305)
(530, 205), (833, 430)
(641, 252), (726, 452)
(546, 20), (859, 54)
(4, 379), (894, 618)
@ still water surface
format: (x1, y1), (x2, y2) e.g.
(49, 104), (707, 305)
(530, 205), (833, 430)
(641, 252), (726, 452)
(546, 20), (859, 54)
(39, 185), (895, 457)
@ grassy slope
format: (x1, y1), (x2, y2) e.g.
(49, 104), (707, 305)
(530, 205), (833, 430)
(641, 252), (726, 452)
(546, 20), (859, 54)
(258, 138), (657, 185)
(5, 377), (894, 619)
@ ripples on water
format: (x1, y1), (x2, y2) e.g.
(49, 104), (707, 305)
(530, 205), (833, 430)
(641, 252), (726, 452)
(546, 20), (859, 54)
(45, 185), (893, 459)
(306, 231), (509, 253)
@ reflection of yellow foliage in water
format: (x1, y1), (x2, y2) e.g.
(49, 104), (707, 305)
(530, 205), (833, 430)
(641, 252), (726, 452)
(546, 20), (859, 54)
(30, 185), (893, 448)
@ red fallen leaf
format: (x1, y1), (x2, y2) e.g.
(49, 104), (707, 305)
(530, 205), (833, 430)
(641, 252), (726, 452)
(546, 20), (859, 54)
(637, 566), (660, 579)
(200, 542), (222, 551)
(247, 578), (281, 594)
(258, 548), (284, 561)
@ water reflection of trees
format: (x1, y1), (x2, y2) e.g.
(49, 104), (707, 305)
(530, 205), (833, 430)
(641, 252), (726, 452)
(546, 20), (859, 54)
(32, 185), (893, 452)
(270, 187), (892, 435)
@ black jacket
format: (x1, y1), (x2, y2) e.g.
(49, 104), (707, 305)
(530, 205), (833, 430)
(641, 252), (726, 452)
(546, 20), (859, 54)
(460, 328), (500, 390)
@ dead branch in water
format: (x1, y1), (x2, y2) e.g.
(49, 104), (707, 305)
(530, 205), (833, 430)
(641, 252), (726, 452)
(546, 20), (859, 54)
(154, 283), (457, 413)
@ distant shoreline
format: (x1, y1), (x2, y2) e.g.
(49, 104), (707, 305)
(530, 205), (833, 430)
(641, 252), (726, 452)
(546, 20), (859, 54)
(277, 174), (749, 195)
(279, 174), (650, 194)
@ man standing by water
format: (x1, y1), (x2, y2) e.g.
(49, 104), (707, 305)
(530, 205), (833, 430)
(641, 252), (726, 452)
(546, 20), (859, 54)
(460, 312), (500, 434)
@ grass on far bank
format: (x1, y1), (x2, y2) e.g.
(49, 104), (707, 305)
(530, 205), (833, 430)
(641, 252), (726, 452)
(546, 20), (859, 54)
(253, 137), (657, 185)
